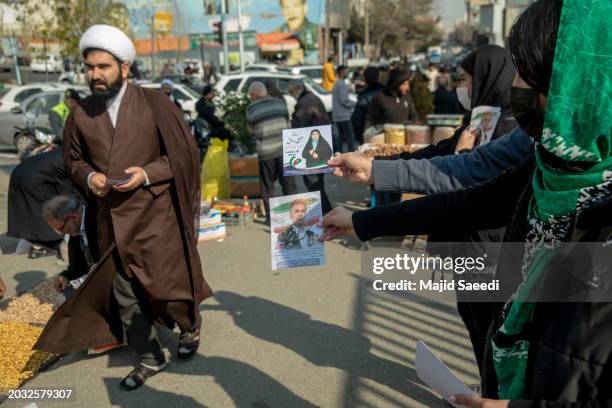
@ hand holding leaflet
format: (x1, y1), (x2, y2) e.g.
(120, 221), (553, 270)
(415, 341), (476, 407)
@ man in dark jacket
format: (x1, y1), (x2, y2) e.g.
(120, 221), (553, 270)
(246, 81), (297, 224)
(43, 195), (95, 294)
(195, 85), (231, 140)
(351, 67), (384, 144)
(365, 68), (419, 129)
(287, 80), (332, 214)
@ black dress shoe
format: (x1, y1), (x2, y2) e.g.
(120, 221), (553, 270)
(28, 246), (50, 259)
(177, 327), (200, 360)
(119, 362), (166, 391)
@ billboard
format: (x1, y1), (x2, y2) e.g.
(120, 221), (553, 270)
(126, 0), (325, 49)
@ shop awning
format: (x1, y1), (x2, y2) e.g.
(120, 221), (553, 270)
(256, 32), (300, 52)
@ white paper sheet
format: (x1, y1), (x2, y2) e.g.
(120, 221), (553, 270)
(415, 340), (475, 407)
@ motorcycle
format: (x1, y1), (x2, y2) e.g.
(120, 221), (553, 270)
(14, 125), (59, 161)
(185, 111), (211, 163)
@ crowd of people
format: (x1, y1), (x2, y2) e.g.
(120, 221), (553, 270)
(320, 0), (612, 406)
(1, 0), (611, 405)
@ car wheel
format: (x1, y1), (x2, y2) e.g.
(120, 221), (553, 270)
(14, 133), (35, 159)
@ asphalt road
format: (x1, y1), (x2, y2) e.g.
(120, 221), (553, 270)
(0, 153), (479, 408)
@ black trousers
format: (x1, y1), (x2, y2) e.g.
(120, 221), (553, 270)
(302, 174), (332, 215)
(259, 156), (298, 222)
(335, 120), (357, 153)
(112, 252), (165, 366)
(457, 301), (495, 377)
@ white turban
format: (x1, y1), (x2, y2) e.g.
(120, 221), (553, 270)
(79, 24), (135, 64)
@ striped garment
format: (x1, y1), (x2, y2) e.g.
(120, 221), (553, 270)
(246, 97), (290, 161)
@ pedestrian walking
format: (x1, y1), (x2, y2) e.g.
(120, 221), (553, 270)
(246, 81), (297, 224)
(331, 65), (356, 153)
(35, 24), (213, 391)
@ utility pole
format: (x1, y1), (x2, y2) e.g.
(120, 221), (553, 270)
(10, 36), (22, 85)
(150, 8), (157, 79)
(364, 0), (369, 58)
(324, 0), (330, 59)
(43, 35), (49, 83)
(221, 0), (230, 73)
(237, 0), (245, 72)
(338, 31), (343, 64)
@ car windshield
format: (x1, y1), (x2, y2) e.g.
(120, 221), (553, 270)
(303, 77), (328, 94)
(180, 85), (200, 99)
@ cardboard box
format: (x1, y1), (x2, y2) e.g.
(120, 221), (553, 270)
(199, 209), (222, 228)
(230, 178), (261, 198)
(228, 156), (260, 177)
(197, 223), (226, 242)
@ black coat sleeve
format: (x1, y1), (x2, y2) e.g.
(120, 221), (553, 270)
(352, 155), (535, 241)
(365, 95), (381, 130)
(196, 99), (224, 128)
(292, 103), (313, 129)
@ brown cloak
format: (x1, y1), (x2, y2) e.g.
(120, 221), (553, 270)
(34, 83), (212, 354)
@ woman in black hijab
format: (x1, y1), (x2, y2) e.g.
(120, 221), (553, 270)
(406, 45), (517, 160)
(375, 46), (518, 376)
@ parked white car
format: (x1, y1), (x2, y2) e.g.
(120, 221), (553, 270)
(281, 65), (323, 85)
(0, 83), (79, 113)
(30, 55), (63, 73)
(214, 72), (332, 115)
(243, 63), (283, 73)
(140, 82), (200, 118)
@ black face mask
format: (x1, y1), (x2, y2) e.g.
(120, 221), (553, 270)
(511, 87), (545, 141)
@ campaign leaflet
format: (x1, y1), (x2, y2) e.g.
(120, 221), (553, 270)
(283, 124), (335, 176)
(270, 192), (325, 270)
(468, 105), (502, 146)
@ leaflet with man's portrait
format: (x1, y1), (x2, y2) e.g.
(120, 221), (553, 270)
(283, 125), (335, 176)
(468, 106), (502, 147)
(270, 192), (325, 270)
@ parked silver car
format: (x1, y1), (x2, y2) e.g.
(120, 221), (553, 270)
(0, 88), (88, 146)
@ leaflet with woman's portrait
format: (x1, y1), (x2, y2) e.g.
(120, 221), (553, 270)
(283, 125), (335, 176)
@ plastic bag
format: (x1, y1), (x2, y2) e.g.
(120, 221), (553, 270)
(201, 137), (230, 200)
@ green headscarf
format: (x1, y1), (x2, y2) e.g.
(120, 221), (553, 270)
(493, 0), (612, 400)
(532, 0), (612, 221)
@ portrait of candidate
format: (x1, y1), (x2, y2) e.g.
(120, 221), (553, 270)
(277, 199), (318, 250)
(301, 128), (333, 168)
(276, 0), (319, 50)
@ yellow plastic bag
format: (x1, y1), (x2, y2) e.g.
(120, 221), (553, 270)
(201, 137), (230, 201)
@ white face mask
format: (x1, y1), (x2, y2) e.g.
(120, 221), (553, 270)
(457, 86), (472, 111)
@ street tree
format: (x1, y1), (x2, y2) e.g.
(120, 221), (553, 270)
(16, 0), (130, 81)
(348, 0), (442, 59)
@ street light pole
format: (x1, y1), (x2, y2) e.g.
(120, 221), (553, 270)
(364, 0), (369, 58)
(10, 36), (22, 85)
(237, 0), (245, 72)
(221, 0), (230, 73)
(324, 0), (330, 59)
(150, 8), (157, 79)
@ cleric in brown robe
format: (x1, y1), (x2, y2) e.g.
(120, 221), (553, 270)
(33, 24), (213, 390)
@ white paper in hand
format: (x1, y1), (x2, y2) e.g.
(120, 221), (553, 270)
(415, 341), (475, 407)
